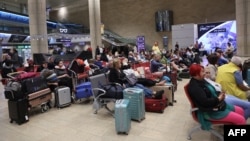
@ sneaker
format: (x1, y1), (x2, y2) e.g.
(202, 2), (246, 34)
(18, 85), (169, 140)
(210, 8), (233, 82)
(154, 90), (164, 99)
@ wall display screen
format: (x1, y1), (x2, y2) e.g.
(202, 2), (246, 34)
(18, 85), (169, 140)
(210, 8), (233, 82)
(197, 20), (236, 52)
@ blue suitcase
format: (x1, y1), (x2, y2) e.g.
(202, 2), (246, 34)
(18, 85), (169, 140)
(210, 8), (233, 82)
(123, 88), (145, 122)
(115, 99), (131, 134)
(75, 82), (93, 100)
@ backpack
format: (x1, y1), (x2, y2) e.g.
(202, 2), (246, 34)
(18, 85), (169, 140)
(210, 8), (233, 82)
(4, 81), (24, 100)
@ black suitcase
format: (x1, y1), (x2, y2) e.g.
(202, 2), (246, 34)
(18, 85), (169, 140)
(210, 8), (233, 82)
(8, 99), (29, 125)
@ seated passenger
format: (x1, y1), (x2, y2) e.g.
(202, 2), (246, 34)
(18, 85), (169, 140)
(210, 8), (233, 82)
(188, 64), (246, 130)
(24, 59), (37, 72)
(150, 53), (165, 78)
(1, 60), (17, 79)
(204, 67), (250, 120)
(54, 60), (73, 95)
(216, 56), (250, 100)
(37, 61), (48, 72)
(47, 57), (55, 70)
(121, 58), (166, 87)
(109, 58), (164, 99)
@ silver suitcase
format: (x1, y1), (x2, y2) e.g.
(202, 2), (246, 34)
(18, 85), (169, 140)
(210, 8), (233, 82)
(54, 86), (71, 108)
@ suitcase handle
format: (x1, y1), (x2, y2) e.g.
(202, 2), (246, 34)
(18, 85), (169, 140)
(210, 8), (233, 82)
(125, 88), (139, 93)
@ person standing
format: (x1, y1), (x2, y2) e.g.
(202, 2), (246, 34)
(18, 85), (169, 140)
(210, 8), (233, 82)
(152, 41), (161, 54)
(8, 48), (20, 68)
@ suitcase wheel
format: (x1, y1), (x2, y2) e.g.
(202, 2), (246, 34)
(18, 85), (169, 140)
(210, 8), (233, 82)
(117, 132), (129, 135)
(10, 119), (13, 123)
(41, 104), (49, 113)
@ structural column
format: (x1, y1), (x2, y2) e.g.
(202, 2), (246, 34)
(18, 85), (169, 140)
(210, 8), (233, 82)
(88, 0), (102, 58)
(236, 0), (250, 57)
(28, 0), (48, 55)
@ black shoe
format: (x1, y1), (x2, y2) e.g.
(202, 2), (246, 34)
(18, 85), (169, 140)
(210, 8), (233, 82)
(154, 90), (164, 99)
(177, 77), (182, 81)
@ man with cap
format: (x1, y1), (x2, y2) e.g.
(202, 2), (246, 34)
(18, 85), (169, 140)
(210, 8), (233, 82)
(216, 56), (250, 100)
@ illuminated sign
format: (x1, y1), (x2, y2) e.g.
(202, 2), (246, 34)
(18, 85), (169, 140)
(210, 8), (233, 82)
(59, 28), (68, 33)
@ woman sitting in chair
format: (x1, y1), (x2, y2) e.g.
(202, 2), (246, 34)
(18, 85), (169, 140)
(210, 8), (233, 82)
(54, 60), (73, 95)
(109, 58), (164, 99)
(187, 64), (246, 130)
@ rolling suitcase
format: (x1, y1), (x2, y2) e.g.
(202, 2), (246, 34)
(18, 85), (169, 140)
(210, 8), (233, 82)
(75, 82), (93, 100)
(27, 88), (52, 112)
(150, 84), (175, 106)
(123, 88), (145, 122)
(115, 99), (131, 135)
(8, 99), (29, 125)
(54, 86), (71, 108)
(145, 94), (167, 113)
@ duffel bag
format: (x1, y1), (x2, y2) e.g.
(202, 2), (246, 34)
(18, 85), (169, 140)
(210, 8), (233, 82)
(99, 83), (124, 99)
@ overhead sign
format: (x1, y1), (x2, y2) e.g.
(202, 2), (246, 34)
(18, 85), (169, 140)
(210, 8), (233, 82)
(59, 28), (68, 34)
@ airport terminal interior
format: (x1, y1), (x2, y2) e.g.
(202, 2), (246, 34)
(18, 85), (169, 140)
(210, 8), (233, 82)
(1, 0), (250, 141)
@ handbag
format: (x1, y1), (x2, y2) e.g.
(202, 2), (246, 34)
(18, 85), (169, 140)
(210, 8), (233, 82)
(125, 73), (138, 86)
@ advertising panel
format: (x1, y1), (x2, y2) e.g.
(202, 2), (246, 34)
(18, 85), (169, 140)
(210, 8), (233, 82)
(136, 36), (145, 52)
(197, 20), (236, 52)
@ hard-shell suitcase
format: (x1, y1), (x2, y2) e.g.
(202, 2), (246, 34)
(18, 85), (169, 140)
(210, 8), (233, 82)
(150, 84), (175, 106)
(27, 88), (52, 112)
(8, 99), (29, 125)
(123, 88), (145, 122)
(115, 99), (131, 134)
(145, 94), (167, 113)
(54, 86), (71, 108)
(75, 82), (93, 100)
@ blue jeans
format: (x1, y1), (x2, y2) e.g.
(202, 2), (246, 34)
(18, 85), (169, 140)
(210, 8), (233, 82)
(132, 83), (153, 98)
(225, 94), (250, 119)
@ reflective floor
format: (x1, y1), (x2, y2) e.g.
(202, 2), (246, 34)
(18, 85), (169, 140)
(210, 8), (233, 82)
(0, 77), (248, 141)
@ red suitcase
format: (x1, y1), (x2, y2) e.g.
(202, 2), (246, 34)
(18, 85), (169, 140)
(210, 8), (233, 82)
(145, 94), (167, 113)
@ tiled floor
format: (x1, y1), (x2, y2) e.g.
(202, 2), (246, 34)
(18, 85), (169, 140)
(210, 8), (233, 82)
(0, 78), (231, 141)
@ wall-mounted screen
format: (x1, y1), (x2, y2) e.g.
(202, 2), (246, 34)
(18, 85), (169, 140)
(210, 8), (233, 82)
(197, 20), (236, 52)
